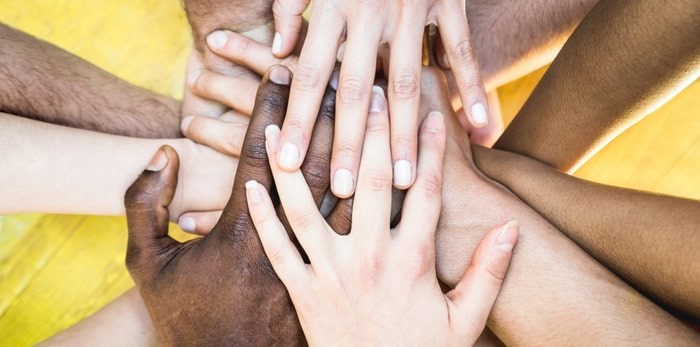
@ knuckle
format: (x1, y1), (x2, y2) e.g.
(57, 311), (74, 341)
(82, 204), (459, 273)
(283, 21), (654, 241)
(338, 74), (368, 105)
(334, 140), (361, 160)
(286, 209), (315, 230)
(415, 173), (443, 199)
(390, 72), (419, 100)
(302, 156), (329, 190)
(392, 134), (414, 152)
(241, 140), (269, 166)
(221, 123), (247, 154)
(293, 64), (322, 91)
(357, 255), (384, 285)
(265, 244), (289, 267)
(257, 91), (287, 116)
(449, 39), (476, 64)
(402, 243), (433, 278)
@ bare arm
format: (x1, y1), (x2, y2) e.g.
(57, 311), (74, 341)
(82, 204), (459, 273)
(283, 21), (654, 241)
(0, 23), (181, 138)
(495, 0), (700, 172)
(38, 289), (157, 347)
(0, 113), (235, 221)
(472, 145), (700, 321)
(419, 68), (699, 345)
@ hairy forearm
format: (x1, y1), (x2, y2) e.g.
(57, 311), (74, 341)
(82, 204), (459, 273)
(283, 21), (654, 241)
(466, 0), (599, 90)
(495, 0), (700, 172)
(0, 113), (188, 215)
(0, 23), (181, 138)
(39, 289), (157, 347)
(472, 145), (700, 321)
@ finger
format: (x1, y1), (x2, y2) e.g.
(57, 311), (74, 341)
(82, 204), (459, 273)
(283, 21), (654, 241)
(447, 222), (519, 341)
(397, 111), (445, 247)
(181, 115), (249, 156)
(215, 65), (292, 235)
(387, 16), (425, 189)
(246, 180), (308, 289)
(330, 25), (381, 198)
(272, 0), (310, 57)
(207, 30), (296, 76)
(182, 50), (228, 118)
(301, 87), (336, 204)
(125, 146), (181, 276)
(326, 197), (353, 235)
(266, 124), (332, 265)
(190, 70), (259, 115)
(277, 6), (344, 172)
(466, 90), (504, 147)
(351, 86), (393, 241)
(177, 210), (223, 235)
(437, 8), (489, 129)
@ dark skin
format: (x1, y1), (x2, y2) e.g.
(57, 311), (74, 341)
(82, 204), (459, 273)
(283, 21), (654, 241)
(124, 66), (349, 345)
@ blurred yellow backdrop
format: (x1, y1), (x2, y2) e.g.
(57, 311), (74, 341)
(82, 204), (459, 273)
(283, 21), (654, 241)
(0, 0), (698, 346)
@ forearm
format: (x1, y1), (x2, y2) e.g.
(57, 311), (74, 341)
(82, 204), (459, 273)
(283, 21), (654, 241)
(39, 288), (157, 347)
(437, 154), (698, 344)
(495, 0), (700, 172)
(0, 24), (180, 138)
(0, 113), (184, 215)
(466, 0), (599, 90)
(472, 145), (700, 320)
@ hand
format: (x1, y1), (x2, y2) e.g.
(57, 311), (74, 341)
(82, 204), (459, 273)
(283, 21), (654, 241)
(246, 84), (517, 345)
(265, 0), (488, 199)
(124, 66), (346, 345)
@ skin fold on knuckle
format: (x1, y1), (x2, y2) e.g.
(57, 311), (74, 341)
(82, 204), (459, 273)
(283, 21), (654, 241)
(362, 170), (393, 192)
(390, 72), (419, 100)
(415, 172), (442, 200)
(338, 74), (368, 106)
(292, 64), (322, 92)
(449, 39), (476, 65)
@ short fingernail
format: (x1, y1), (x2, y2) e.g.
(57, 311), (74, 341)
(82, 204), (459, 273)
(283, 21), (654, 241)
(425, 111), (444, 133)
(269, 66), (291, 85)
(329, 69), (340, 90)
(470, 102), (488, 127)
(369, 86), (386, 113)
(181, 116), (194, 135)
(186, 69), (202, 87)
(441, 54), (450, 69)
(206, 30), (228, 50)
(278, 142), (300, 169)
(145, 148), (168, 172)
(272, 32), (282, 55)
(245, 180), (262, 204)
(178, 216), (196, 233)
(393, 160), (412, 187)
(495, 221), (519, 252)
(333, 169), (354, 197)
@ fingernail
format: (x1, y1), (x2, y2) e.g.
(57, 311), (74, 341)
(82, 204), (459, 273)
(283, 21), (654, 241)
(424, 111), (444, 133)
(265, 124), (281, 152)
(441, 54), (450, 69)
(333, 169), (354, 197)
(245, 180), (262, 204)
(269, 66), (291, 85)
(272, 32), (282, 55)
(329, 69), (340, 90)
(369, 86), (386, 113)
(278, 143), (300, 169)
(495, 221), (519, 252)
(178, 216), (196, 233)
(145, 149), (168, 172)
(470, 102), (488, 127)
(206, 30), (228, 50)
(393, 160), (412, 187)
(186, 69), (202, 87)
(181, 116), (194, 135)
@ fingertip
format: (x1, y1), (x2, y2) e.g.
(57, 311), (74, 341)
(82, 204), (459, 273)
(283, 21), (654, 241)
(206, 30), (229, 51)
(178, 215), (197, 234)
(267, 65), (292, 86)
(245, 180), (263, 205)
(422, 111), (446, 134)
(265, 124), (282, 155)
(494, 221), (519, 253)
(145, 147), (169, 172)
(332, 168), (355, 198)
(180, 115), (195, 136)
(272, 32), (283, 55)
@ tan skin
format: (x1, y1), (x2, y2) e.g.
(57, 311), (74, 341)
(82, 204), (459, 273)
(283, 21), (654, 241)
(0, 23), (180, 138)
(495, 0), (700, 172)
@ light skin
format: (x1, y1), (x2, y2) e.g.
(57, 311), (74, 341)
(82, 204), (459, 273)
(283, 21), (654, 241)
(472, 146), (700, 321)
(246, 95), (519, 345)
(0, 113), (234, 231)
(0, 23), (180, 138)
(494, 0), (700, 173)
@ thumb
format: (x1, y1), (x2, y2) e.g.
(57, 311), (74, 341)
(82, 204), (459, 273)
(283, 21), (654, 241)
(446, 221), (519, 342)
(125, 145), (180, 277)
(272, 0), (310, 57)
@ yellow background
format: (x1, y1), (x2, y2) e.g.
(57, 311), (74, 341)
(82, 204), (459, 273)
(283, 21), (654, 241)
(0, 0), (698, 345)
